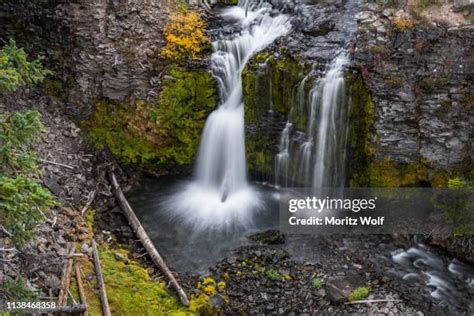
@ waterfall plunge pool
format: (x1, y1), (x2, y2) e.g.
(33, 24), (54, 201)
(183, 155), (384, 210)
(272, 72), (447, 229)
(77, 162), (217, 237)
(128, 176), (281, 273)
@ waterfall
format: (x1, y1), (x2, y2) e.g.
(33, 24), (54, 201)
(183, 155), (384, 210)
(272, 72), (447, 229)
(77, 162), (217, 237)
(275, 54), (350, 188)
(312, 55), (349, 188)
(166, 1), (291, 229)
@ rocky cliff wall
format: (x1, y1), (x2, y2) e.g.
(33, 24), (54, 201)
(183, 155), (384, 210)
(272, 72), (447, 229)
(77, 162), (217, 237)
(354, 5), (473, 174)
(0, 0), (168, 111)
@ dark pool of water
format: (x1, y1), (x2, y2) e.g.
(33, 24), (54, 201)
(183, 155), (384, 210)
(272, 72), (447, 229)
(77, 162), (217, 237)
(128, 176), (280, 273)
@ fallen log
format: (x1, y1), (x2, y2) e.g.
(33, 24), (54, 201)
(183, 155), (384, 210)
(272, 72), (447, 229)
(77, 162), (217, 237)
(109, 171), (190, 306)
(39, 158), (75, 170)
(75, 263), (88, 316)
(58, 242), (75, 306)
(92, 240), (111, 316)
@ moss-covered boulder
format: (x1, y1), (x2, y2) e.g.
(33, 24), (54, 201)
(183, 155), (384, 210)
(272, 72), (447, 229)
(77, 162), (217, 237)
(83, 65), (216, 169)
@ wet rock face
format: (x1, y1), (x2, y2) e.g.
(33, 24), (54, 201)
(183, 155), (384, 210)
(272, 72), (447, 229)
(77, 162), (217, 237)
(283, 0), (361, 62)
(353, 7), (473, 169)
(0, 0), (167, 109)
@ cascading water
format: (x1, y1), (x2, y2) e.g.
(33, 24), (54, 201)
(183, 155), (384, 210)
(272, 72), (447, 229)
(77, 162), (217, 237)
(165, 1), (291, 230)
(275, 54), (350, 188)
(312, 55), (349, 188)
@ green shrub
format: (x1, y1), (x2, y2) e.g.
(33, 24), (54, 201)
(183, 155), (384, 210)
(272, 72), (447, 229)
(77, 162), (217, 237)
(0, 39), (50, 93)
(348, 287), (370, 301)
(0, 111), (56, 247)
(311, 278), (324, 289)
(0, 175), (56, 246)
(265, 269), (282, 281)
(1, 277), (38, 301)
(0, 110), (43, 174)
(0, 43), (54, 247)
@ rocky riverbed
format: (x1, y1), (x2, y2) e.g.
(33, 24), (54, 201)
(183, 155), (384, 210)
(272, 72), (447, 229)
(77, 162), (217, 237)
(184, 231), (473, 315)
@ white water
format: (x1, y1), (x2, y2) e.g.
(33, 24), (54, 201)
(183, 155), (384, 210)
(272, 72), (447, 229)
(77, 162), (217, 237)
(275, 54), (349, 188)
(392, 245), (474, 307)
(166, 1), (291, 230)
(312, 55), (348, 188)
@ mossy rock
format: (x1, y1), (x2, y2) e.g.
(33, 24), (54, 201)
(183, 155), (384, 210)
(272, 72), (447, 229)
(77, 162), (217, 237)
(83, 65), (216, 169)
(43, 79), (65, 99)
(69, 247), (192, 315)
(246, 133), (276, 176)
(242, 51), (309, 177)
(243, 52), (308, 125)
(345, 72), (376, 187)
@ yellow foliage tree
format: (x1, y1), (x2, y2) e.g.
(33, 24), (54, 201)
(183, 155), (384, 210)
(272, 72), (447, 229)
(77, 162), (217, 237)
(161, 9), (209, 61)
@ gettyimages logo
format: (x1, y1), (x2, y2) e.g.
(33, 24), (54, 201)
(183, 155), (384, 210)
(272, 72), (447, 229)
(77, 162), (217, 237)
(288, 196), (378, 213)
(279, 188), (474, 235)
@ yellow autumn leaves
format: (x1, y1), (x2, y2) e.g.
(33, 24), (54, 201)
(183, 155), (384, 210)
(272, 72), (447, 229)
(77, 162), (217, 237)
(161, 9), (209, 61)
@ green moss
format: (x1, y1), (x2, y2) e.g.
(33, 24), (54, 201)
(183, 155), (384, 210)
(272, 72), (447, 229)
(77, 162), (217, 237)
(242, 51), (309, 175)
(191, 277), (227, 313)
(366, 159), (429, 187)
(85, 209), (95, 233)
(243, 52), (307, 125)
(43, 79), (64, 99)
(155, 65), (217, 165)
(348, 287), (370, 302)
(72, 247), (194, 315)
(83, 65), (216, 168)
(255, 51), (271, 63)
(417, 75), (449, 92)
(102, 249), (190, 314)
(345, 73), (376, 187)
(384, 75), (404, 88)
(245, 134), (275, 175)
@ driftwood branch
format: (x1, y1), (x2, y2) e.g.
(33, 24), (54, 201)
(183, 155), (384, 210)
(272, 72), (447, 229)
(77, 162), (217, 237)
(81, 190), (97, 216)
(0, 225), (13, 237)
(345, 299), (403, 305)
(58, 242), (75, 306)
(109, 171), (190, 306)
(92, 240), (111, 316)
(39, 158), (75, 170)
(0, 247), (17, 252)
(75, 263), (88, 316)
